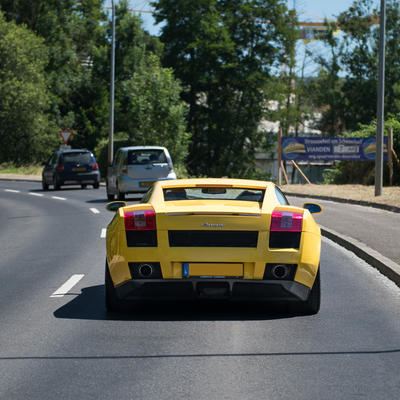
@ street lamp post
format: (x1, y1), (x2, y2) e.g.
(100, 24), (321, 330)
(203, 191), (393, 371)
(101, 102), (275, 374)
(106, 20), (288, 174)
(108, 0), (116, 168)
(375, 0), (386, 196)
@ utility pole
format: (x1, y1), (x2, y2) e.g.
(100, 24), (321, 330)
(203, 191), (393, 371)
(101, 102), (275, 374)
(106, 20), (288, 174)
(108, 0), (116, 167)
(375, 0), (386, 196)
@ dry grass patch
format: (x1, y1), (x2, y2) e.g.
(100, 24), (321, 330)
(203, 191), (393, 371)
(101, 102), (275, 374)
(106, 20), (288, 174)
(0, 164), (42, 176)
(282, 184), (400, 208)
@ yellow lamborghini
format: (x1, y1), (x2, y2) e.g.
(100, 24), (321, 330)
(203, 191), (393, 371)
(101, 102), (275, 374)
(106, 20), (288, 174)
(105, 178), (322, 314)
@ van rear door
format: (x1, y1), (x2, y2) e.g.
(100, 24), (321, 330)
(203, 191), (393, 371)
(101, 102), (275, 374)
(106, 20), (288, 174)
(126, 149), (170, 179)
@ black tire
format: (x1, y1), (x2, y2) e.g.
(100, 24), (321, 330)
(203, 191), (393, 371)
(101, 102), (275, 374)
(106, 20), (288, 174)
(105, 261), (123, 312)
(117, 187), (125, 201)
(106, 185), (115, 201)
(53, 175), (61, 190)
(93, 181), (100, 189)
(81, 184), (87, 189)
(42, 180), (49, 191)
(297, 268), (321, 315)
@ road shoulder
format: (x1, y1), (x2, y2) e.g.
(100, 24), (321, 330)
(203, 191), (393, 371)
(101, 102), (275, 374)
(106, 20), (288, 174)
(322, 225), (400, 287)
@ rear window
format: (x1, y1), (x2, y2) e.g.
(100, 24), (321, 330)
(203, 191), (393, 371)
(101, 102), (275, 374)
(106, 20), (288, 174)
(62, 152), (93, 164)
(163, 187), (265, 202)
(127, 150), (167, 165)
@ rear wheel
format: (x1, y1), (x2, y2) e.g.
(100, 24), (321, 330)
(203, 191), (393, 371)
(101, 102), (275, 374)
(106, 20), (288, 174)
(81, 184), (87, 189)
(93, 181), (100, 189)
(53, 176), (61, 190)
(105, 261), (124, 312)
(106, 185), (115, 201)
(297, 268), (320, 315)
(42, 180), (49, 191)
(117, 187), (125, 201)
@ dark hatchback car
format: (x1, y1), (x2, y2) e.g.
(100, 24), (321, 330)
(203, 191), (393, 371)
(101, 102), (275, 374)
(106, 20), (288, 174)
(42, 149), (101, 190)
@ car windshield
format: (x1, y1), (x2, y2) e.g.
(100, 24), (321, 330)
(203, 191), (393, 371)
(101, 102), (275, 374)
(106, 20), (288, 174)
(127, 150), (167, 165)
(63, 152), (93, 164)
(163, 187), (265, 202)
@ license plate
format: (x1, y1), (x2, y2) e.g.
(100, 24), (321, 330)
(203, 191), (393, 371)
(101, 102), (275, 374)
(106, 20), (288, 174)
(140, 181), (154, 187)
(183, 263), (243, 277)
(73, 167), (86, 172)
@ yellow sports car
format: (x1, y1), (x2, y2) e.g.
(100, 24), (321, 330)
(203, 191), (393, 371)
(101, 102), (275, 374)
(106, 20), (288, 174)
(105, 178), (322, 314)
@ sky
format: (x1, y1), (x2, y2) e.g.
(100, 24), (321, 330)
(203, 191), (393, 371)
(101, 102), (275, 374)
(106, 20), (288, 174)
(125, 0), (381, 35)
(107, 0), (381, 75)
(294, 0), (379, 22)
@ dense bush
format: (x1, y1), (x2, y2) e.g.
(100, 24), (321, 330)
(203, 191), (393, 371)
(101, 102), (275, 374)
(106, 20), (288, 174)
(0, 4), (190, 169)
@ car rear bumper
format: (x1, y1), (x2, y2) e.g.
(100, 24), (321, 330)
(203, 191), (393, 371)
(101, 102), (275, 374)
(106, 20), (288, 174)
(119, 175), (176, 193)
(115, 278), (310, 302)
(59, 171), (100, 185)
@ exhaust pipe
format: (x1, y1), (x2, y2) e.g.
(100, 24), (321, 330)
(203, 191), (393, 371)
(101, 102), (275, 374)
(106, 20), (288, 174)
(138, 263), (153, 278)
(271, 264), (290, 279)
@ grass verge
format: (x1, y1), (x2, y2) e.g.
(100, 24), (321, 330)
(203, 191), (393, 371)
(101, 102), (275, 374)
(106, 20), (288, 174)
(0, 163), (42, 176)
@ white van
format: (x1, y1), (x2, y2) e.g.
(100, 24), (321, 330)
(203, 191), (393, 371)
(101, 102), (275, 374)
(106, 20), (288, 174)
(106, 146), (177, 200)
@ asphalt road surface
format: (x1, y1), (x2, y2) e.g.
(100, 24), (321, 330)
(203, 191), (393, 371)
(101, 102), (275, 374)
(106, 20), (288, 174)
(287, 195), (400, 265)
(1, 181), (399, 400)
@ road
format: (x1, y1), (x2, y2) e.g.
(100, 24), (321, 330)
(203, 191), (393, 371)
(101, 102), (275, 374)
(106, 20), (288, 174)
(287, 195), (400, 265)
(0, 180), (399, 400)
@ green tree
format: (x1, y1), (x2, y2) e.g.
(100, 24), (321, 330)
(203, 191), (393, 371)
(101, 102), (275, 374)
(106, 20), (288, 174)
(119, 55), (190, 166)
(1, 0), (190, 168)
(153, 0), (297, 177)
(0, 13), (57, 163)
(302, 1), (400, 138)
(0, 0), (110, 152)
(325, 117), (400, 185)
(309, 22), (346, 135)
(94, 1), (190, 174)
(112, 2), (190, 164)
(336, 0), (378, 131)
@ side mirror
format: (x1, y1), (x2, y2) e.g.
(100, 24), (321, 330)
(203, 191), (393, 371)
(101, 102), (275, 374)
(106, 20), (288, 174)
(105, 201), (127, 212)
(303, 202), (322, 214)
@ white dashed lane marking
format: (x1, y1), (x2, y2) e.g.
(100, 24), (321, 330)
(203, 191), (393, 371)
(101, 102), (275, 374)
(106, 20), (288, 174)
(90, 208), (100, 214)
(29, 192), (44, 197)
(51, 196), (66, 201)
(101, 228), (107, 238)
(5, 189), (20, 193)
(50, 274), (85, 298)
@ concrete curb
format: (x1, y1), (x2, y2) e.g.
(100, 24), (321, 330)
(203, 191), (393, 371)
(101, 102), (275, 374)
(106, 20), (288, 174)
(0, 174), (41, 182)
(321, 226), (400, 288)
(285, 192), (400, 214)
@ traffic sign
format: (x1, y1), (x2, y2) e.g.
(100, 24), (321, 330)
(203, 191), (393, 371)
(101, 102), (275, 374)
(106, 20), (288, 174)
(59, 130), (73, 144)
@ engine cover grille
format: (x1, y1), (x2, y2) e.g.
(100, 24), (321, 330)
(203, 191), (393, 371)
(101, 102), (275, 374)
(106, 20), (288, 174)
(168, 230), (258, 247)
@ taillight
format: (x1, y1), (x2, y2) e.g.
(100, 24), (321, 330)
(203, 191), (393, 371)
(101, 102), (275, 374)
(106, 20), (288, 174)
(56, 163), (64, 171)
(270, 211), (303, 232)
(168, 161), (173, 173)
(124, 209), (156, 231)
(92, 162), (99, 170)
(122, 159), (128, 174)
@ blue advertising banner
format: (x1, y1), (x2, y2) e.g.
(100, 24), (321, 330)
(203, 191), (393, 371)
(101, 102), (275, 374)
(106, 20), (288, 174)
(281, 137), (388, 161)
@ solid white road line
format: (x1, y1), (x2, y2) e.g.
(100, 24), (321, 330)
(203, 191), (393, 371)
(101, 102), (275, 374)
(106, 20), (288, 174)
(5, 189), (20, 193)
(29, 192), (44, 197)
(101, 228), (107, 238)
(51, 196), (66, 201)
(90, 208), (100, 214)
(50, 274), (85, 298)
